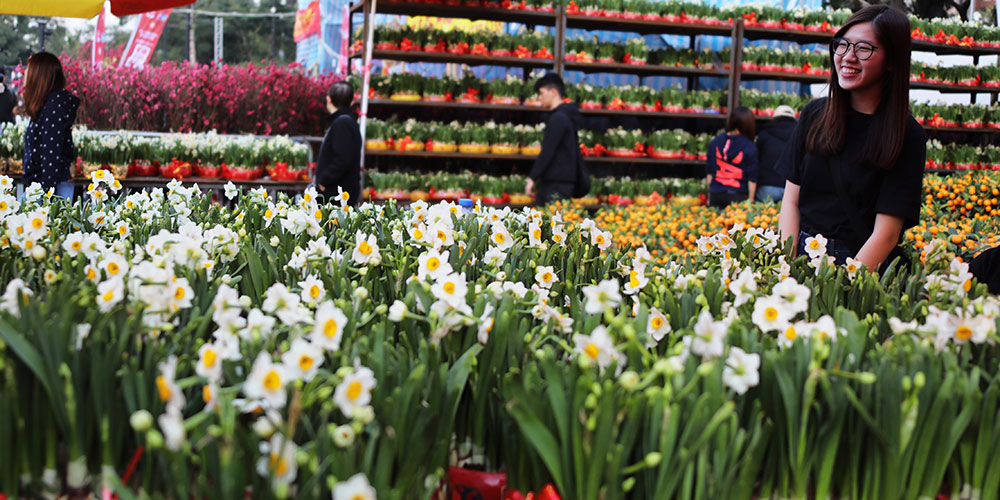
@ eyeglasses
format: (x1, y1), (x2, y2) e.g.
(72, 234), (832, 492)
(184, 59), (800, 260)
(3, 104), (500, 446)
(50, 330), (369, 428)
(831, 38), (879, 61)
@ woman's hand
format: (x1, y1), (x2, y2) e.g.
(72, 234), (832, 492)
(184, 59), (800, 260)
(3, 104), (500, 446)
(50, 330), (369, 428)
(855, 213), (905, 271)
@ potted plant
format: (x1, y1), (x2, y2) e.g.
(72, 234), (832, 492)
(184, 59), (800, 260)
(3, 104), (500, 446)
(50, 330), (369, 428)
(458, 123), (491, 153)
(365, 119), (393, 151)
(489, 122), (521, 155)
(395, 119), (429, 152)
(647, 129), (688, 159)
(595, 42), (618, 64)
(488, 75), (525, 105)
(423, 76), (456, 102)
(446, 30), (471, 55)
(623, 38), (649, 65)
(427, 122), (459, 153)
(603, 127), (646, 157)
(390, 73), (424, 101)
(518, 123), (543, 155)
(456, 73), (485, 103)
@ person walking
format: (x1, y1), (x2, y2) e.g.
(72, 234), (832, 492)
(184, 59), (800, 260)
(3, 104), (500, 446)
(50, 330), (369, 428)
(754, 104), (797, 202)
(526, 73), (586, 205)
(777, 4), (926, 271)
(706, 106), (758, 207)
(0, 70), (18, 124)
(22, 52), (78, 199)
(316, 80), (361, 207)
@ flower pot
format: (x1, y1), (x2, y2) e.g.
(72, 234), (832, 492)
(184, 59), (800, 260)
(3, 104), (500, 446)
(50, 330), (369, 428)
(489, 96), (521, 105)
(390, 93), (422, 101)
(459, 144), (490, 154)
(366, 139), (391, 151)
(426, 142), (458, 153)
(520, 145), (541, 156)
(490, 144), (520, 155)
(195, 164), (222, 178)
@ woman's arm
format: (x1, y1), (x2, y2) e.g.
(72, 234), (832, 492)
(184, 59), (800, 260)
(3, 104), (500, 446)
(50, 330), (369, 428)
(748, 181), (757, 202)
(854, 213), (905, 271)
(778, 180), (801, 253)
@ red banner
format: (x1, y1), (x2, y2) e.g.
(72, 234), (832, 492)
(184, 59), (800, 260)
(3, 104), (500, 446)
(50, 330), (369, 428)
(337, 5), (349, 77)
(92, 9), (106, 67)
(293, 1), (321, 43)
(119, 9), (172, 69)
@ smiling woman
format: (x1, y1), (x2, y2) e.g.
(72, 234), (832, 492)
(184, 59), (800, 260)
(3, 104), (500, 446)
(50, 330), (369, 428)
(777, 4), (927, 273)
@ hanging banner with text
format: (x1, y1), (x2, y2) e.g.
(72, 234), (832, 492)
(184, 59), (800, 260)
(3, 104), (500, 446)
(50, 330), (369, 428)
(91, 9), (106, 67)
(119, 9), (172, 69)
(293, 1), (321, 42)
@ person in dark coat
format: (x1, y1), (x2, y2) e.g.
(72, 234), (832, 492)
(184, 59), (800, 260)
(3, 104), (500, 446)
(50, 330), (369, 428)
(21, 52), (78, 199)
(0, 70), (18, 124)
(316, 80), (361, 207)
(754, 104), (797, 202)
(526, 73), (585, 205)
(706, 106), (758, 207)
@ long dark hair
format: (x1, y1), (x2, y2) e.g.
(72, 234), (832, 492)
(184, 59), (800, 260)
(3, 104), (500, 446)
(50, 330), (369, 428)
(805, 5), (911, 170)
(726, 106), (756, 141)
(22, 52), (66, 120)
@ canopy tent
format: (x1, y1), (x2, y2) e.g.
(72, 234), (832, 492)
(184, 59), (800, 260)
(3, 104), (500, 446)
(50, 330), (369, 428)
(0, 0), (195, 18)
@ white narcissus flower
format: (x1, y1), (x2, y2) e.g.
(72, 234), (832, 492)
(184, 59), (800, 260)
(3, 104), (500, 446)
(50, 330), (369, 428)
(728, 267), (757, 307)
(96, 277), (126, 313)
(431, 272), (468, 308)
(696, 235), (717, 254)
(803, 233), (828, 260)
(311, 300), (348, 351)
(777, 321), (811, 349)
(646, 307), (671, 345)
(62, 231), (85, 257)
(243, 353), (289, 410)
(196, 342), (224, 382)
(623, 267), (648, 295)
(298, 274), (326, 304)
(256, 434), (298, 486)
(281, 338), (324, 382)
(723, 347), (760, 395)
(427, 222), (454, 249)
(477, 303), (495, 344)
(551, 224), (567, 246)
(156, 355), (186, 413)
(332, 473), (377, 500)
(484, 246), (507, 267)
(573, 325), (625, 373)
(0, 278), (32, 317)
(752, 295), (791, 333)
(490, 222), (514, 250)
(528, 221), (543, 247)
(352, 230), (380, 265)
(582, 279), (622, 315)
(333, 365), (377, 419)
(810, 315), (842, 341)
(534, 266), (558, 289)
(771, 277), (811, 315)
(417, 249), (453, 282)
(388, 300), (407, 322)
(224, 181), (239, 200)
(844, 257), (863, 280)
(158, 409), (186, 452)
(691, 310), (726, 359)
(591, 229), (613, 251)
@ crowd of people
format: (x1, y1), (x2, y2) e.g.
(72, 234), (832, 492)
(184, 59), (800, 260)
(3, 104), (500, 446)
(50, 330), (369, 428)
(6, 4), (942, 273)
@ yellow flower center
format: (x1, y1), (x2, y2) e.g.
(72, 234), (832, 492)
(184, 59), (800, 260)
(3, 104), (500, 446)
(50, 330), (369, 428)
(495, 233), (506, 244)
(31, 218), (43, 229)
(427, 257), (440, 271)
(263, 370), (282, 392)
(265, 209), (273, 218)
(269, 454), (289, 476)
(847, 264), (857, 273)
(347, 380), (363, 401)
(108, 262), (120, 274)
(554, 234), (562, 242)
(119, 226), (127, 235)
(0, 202), (6, 210)
(175, 287), (186, 300)
(304, 193), (312, 202)
(413, 229), (423, 239)
(341, 192), (350, 201)
(542, 272), (553, 282)
(202, 385), (213, 404)
(784, 327), (797, 341)
(956, 326), (973, 341)
(72, 241), (82, 250)
(315, 209), (323, 220)
(155, 375), (172, 402)
(533, 229), (542, 239)
(103, 289), (115, 302)
(963, 280), (972, 293)
(765, 307), (778, 322)
(597, 235), (605, 244)
(629, 270), (640, 288)
(203, 349), (218, 368)
(809, 240), (820, 250)
(704, 241), (713, 250)
(484, 318), (494, 333)
(651, 317), (664, 329)
(310, 285), (322, 298)
(584, 344), (600, 360)
(443, 282), (456, 294)
(359, 241), (372, 255)
(95, 170), (105, 179)
(24, 240), (33, 249)
(324, 319), (339, 338)
(87, 268), (97, 280)
(299, 355), (315, 372)
(437, 230), (446, 242)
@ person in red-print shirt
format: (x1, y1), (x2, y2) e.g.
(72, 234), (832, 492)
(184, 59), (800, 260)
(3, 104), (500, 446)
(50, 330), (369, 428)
(705, 106), (759, 208)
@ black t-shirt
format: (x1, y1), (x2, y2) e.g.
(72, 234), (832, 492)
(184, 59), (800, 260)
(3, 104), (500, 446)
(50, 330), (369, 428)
(777, 98), (927, 253)
(706, 132), (758, 194)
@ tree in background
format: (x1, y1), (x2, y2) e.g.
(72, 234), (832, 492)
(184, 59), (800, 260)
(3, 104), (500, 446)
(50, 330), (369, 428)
(0, 16), (75, 66)
(824, 0), (987, 22)
(154, 0), (297, 65)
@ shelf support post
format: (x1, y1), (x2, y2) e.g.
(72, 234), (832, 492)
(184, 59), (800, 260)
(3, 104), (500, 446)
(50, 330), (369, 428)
(727, 18), (744, 113)
(555, 3), (565, 75)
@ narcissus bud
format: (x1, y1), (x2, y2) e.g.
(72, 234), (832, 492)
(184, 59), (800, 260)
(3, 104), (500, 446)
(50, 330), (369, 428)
(130, 410), (153, 432)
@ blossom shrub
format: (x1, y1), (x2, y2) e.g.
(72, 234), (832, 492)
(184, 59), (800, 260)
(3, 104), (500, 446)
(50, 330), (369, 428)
(1, 173), (1000, 500)
(61, 57), (340, 136)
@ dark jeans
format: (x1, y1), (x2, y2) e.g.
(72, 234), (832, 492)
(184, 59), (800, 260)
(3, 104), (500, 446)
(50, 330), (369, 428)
(709, 191), (748, 208)
(535, 181), (575, 206)
(798, 231), (854, 265)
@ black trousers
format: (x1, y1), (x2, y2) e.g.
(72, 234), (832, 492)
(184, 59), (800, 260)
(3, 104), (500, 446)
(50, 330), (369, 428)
(708, 191), (748, 208)
(535, 181), (575, 206)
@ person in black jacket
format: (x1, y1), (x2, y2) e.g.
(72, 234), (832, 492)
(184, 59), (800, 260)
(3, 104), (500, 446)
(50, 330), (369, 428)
(316, 81), (361, 206)
(526, 73), (584, 205)
(21, 52), (78, 199)
(0, 70), (18, 124)
(754, 105), (797, 202)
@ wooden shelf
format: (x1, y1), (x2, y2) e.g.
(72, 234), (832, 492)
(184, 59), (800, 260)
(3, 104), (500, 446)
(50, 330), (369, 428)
(581, 108), (726, 119)
(565, 14), (732, 36)
(366, 149), (704, 165)
(740, 70), (827, 83)
(350, 1), (556, 25)
(910, 81), (1000, 94)
(923, 126), (1000, 134)
(563, 60), (727, 77)
(353, 49), (556, 69)
(367, 99), (546, 113)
